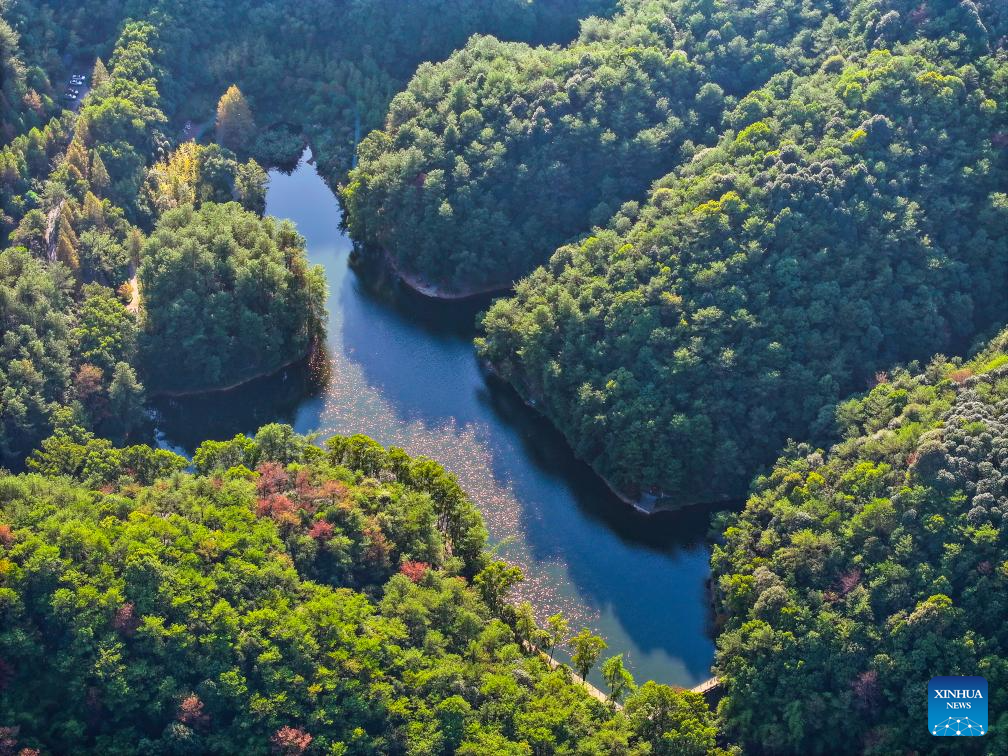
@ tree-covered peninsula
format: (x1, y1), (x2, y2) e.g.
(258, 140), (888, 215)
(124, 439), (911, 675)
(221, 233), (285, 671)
(138, 202), (326, 393)
(475, 1), (1006, 505)
(0, 425), (725, 754)
(342, 0), (844, 294)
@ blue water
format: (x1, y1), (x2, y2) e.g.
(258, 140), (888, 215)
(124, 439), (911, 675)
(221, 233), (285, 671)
(153, 153), (718, 688)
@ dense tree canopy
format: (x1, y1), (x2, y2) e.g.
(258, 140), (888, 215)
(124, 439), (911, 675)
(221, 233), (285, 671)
(0, 0), (611, 464)
(712, 327), (1008, 754)
(343, 26), (708, 292)
(4, 0), (1008, 751)
(5, 0), (615, 181)
(342, 0), (847, 292)
(142, 140), (268, 217)
(0, 426), (725, 754)
(138, 202), (326, 392)
(0, 247), (74, 460)
(477, 4), (1007, 504)
(0, 20), (172, 460)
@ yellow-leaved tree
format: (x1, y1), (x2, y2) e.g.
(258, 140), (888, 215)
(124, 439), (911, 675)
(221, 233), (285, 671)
(144, 141), (201, 214)
(215, 85), (255, 153)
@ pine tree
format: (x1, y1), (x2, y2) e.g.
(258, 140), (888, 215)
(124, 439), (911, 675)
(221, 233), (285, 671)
(92, 58), (109, 88)
(90, 151), (110, 194)
(107, 361), (146, 440)
(127, 227), (144, 267)
(65, 138), (88, 181)
(215, 85), (256, 153)
(59, 201), (79, 232)
(82, 192), (104, 230)
(56, 231), (79, 273)
(56, 210), (79, 273)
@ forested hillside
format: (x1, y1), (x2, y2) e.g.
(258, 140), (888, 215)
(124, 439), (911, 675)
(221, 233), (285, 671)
(0, 22), (160, 462)
(476, 0), (1007, 504)
(0, 0), (613, 468)
(343, 0), (842, 293)
(0, 425), (724, 754)
(3, 0), (1008, 752)
(0, 20), (326, 463)
(711, 327), (1008, 753)
(6, 0), (613, 179)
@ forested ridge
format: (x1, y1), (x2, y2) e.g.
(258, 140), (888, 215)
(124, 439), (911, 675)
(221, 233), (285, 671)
(343, 0), (843, 293)
(0, 425), (725, 754)
(711, 327), (1008, 753)
(471, 0), (1007, 504)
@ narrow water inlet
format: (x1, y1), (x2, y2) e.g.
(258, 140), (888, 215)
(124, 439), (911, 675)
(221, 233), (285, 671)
(153, 151), (718, 688)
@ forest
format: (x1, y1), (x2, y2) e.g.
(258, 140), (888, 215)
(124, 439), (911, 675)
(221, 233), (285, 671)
(2, 0), (1008, 752)
(1, 425), (723, 754)
(712, 327), (1008, 753)
(477, 38), (1006, 504)
(467, 0), (1006, 505)
(343, 0), (840, 293)
(0, 0), (623, 465)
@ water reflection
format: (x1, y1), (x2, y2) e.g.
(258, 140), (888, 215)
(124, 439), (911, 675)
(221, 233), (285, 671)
(153, 152), (721, 687)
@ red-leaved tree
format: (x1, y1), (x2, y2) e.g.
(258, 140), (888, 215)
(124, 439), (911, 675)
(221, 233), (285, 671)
(271, 726), (312, 755)
(400, 561), (429, 583)
(256, 462), (289, 496)
(308, 520), (334, 541)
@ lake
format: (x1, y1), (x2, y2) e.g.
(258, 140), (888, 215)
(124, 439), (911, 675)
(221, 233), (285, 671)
(153, 152), (718, 688)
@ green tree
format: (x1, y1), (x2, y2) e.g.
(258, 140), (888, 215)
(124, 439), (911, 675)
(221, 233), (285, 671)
(0, 247), (74, 461)
(713, 327), (1008, 752)
(513, 600), (540, 647)
(543, 612), (569, 661)
(601, 654), (635, 704)
(473, 560), (523, 615)
(90, 151), (111, 194)
(11, 208), (48, 257)
(72, 283), (136, 372)
(624, 684), (719, 756)
(570, 629), (606, 684)
(106, 361), (145, 440)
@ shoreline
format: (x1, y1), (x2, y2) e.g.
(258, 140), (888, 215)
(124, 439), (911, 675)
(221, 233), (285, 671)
(480, 359), (695, 515)
(147, 147), (326, 401)
(149, 350), (309, 399)
(381, 247), (513, 301)
(303, 148), (683, 513)
(285, 143), (507, 302)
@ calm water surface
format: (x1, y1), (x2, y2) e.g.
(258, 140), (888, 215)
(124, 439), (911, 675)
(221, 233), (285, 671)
(154, 153), (718, 687)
